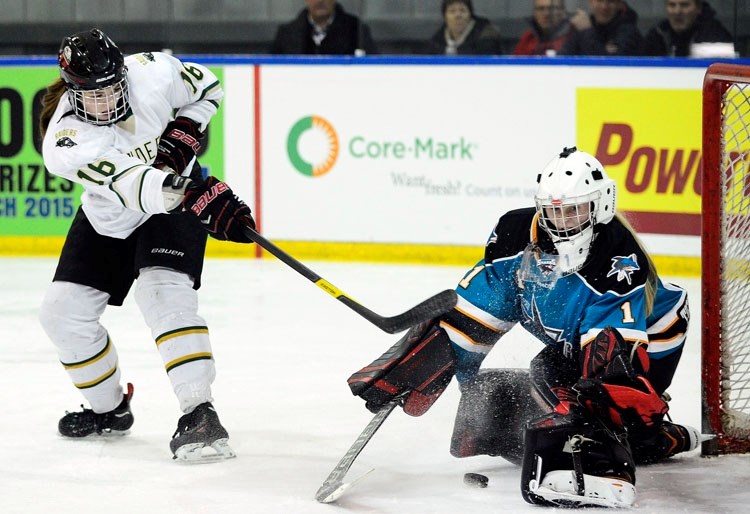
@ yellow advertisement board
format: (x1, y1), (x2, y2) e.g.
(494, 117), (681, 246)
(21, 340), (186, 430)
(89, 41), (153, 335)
(577, 88), (702, 235)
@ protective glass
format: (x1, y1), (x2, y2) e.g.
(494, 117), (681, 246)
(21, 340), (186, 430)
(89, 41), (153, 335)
(517, 243), (561, 289)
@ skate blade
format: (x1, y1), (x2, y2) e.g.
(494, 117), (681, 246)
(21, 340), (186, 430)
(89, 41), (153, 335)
(173, 438), (236, 464)
(58, 429), (131, 439)
(315, 469), (374, 503)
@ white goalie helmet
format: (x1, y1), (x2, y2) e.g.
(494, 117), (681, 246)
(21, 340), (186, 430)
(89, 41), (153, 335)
(534, 147), (616, 273)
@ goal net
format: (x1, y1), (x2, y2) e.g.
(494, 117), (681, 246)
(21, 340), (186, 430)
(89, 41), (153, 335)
(702, 63), (750, 455)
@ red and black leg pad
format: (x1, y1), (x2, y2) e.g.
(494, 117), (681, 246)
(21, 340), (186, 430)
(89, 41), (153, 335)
(521, 407), (636, 506)
(348, 320), (455, 416)
(574, 327), (667, 433)
(580, 326), (649, 380)
(450, 369), (545, 465)
(529, 344), (580, 415)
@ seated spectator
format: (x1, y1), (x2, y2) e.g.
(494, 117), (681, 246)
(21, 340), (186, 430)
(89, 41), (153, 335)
(426, 0), (504, 55)
(270, 0), (378, 55)
(559, 0), (644, 56)
(513, 0), (579, 56)
(644, 1), (733, 57)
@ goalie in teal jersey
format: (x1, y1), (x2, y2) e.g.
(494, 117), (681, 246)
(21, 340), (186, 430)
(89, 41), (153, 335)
(348, 146), (697, 508)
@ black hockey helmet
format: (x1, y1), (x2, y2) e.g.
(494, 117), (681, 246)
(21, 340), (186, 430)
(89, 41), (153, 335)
(58, 28), (130, 125)
(58, 28), (125, 90)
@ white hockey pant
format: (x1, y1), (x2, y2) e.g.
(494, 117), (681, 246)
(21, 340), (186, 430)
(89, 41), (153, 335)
(134, 266), (215, 413)
(39, 267), (215, 414)
(39, 281), (123, 413)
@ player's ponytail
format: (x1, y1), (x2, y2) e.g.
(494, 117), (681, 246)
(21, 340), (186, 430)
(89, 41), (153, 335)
(616, 212), (657, 316)
(39, 78), (67, 140)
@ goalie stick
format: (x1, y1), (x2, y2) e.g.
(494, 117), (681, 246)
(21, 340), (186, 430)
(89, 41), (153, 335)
(243, 227), (457, 333)
(315, 398), (400, 503)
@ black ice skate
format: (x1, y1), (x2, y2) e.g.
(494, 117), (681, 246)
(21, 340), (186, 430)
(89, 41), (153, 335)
(58, 383), (134, 437)
(170, 402), (236, 463)
(633, 421), (700, 464)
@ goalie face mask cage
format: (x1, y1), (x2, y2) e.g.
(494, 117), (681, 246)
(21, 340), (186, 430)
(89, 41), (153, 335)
(702, 63), (750, 455)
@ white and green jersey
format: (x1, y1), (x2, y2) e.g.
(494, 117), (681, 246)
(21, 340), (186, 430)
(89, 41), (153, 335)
(42, 51), (223, 238)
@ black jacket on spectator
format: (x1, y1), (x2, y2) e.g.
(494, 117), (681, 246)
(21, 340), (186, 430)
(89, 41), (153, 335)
(643, 2), (732, 56)
(560, 4), (644, 56)
(426, 16), (504, 55)
(270, 3), (378, 55)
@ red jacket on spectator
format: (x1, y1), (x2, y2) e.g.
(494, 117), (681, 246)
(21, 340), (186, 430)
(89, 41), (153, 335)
(513, 19), (575, 56)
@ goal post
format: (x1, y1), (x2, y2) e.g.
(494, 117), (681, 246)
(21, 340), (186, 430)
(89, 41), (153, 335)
(702, 63), (750, 455)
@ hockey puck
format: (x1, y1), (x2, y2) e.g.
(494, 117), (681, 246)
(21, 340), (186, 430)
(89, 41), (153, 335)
(463, 472), (489, 488)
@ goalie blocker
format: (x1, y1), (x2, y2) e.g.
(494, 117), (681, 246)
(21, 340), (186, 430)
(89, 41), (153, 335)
(348, 320), (456, 416)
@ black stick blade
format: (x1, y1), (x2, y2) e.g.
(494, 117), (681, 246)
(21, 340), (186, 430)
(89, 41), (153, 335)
(339, 289), (458, 334)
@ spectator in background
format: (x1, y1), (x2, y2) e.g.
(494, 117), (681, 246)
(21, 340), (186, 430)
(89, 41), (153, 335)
(270, 0), (378, 55)
(559, 0), (644, 56)
(426, 0), (504, 55)
(644, 1), (733, 57)
(513, 0), (581, 56)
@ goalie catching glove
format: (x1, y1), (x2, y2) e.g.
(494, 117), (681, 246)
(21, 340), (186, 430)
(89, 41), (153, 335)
(348, 320), (456, 416)
(573, 327), (667, 433)
(163, 174), (255, 243)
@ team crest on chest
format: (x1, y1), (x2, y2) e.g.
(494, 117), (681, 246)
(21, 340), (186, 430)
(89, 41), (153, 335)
(55, 137), (77, 148)
(607, 254), (640, 284)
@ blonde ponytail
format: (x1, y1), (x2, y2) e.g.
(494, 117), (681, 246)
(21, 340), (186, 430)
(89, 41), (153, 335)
(615, 212), (657, 316)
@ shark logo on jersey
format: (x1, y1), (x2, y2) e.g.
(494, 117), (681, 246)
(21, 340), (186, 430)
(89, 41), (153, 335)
(55, 137), (77, 148)
(607, 254), (640, 285)
(522, 295), (573, 358)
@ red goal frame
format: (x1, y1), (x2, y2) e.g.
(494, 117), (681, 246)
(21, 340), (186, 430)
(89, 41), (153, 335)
(702, 62), (750, 455)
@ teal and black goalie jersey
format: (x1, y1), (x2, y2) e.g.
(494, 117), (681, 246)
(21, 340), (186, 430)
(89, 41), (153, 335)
(439, 208), (688, 386)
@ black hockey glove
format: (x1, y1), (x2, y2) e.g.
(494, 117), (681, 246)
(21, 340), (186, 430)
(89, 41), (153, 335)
(181, 176), (256, 243)
(154, 117), (203, 174)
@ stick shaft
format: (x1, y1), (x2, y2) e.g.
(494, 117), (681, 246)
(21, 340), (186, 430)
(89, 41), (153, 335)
(244, 227), (457, 333)
(315, 400), (399, 502)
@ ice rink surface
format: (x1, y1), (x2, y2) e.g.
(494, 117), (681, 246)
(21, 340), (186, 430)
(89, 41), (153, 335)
(2, 256), (749, 514)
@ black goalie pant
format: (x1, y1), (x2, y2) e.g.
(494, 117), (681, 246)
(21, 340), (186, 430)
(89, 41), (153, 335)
(450, 346), (579, 465)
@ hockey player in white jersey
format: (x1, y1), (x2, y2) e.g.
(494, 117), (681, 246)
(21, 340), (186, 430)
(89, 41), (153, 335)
(348, 147), (699, 507)
(38, 28), (254, 462)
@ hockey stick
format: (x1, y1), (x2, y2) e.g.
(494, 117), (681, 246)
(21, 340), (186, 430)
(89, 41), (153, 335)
(243, 227), (457, 333)
(315, 399), (400, 503)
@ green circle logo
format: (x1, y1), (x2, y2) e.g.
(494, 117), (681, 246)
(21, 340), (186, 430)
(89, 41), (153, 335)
(287, 115), (339, 177)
